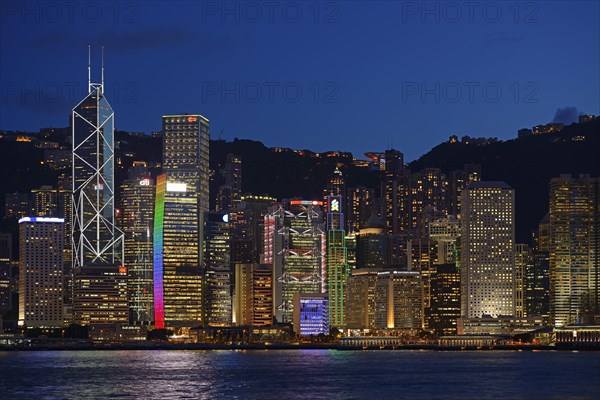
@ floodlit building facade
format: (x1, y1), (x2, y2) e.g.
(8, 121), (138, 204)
(460, 181), (515, 319)
(18, 217), (64, 328)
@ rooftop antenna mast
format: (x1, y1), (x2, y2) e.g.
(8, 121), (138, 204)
(88, 45), (91, 94)
(101, 45), (104, 93)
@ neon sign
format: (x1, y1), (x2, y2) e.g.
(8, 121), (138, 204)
(187, 116), (197, 123)
(139, 178), (151, 186)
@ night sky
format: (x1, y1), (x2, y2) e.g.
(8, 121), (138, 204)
(1, 1), (598, 160)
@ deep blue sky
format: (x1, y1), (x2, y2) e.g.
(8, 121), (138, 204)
(1, 1), (598, 161)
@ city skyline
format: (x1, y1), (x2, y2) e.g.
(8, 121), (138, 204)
(0, 2), (598, 398)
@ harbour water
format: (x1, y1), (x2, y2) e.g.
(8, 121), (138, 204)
(0, 350), (598, 399)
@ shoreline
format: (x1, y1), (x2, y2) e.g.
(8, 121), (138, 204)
(1, 343), (598, 352)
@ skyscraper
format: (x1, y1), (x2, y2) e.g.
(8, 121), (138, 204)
(18, 217), (64, 328)
(461, 181), (515, 319)
(204, 211), (232, 326)
(429, 263), (461, 336)
(265, 200), (325, 323)
(118, 162), (154, 325)
(71, 53), (123, 269)
(154, 114), (209, 330)
(549, 174), (600, 327)
(326, 195), (349, 328)
(71, 49), (125, 326)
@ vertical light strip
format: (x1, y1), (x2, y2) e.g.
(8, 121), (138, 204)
(153, 174), (166, 329)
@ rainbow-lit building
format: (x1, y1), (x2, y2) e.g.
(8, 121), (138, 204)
(153, 115), (209, 330)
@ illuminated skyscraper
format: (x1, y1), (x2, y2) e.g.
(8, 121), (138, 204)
(154, 114), (209, 330)
(383, 149), (410, 236)
(409, 168), (447, 234)
(118, 162), (154, 325)
(71, 50), (123, 270)
(460, 181), (515, 319)
(549, 175), (600, 327)
(71, 49), (125, 326)
(326, 196), (349, 328)
(265, 200), (325, 323)
(204, 211), (232, 326)
(18, 217), (64, 328)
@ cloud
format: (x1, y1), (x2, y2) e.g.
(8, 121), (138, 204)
(552, 106), (582, 124)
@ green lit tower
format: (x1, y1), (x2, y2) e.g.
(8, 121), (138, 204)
(326, 195), (349, 328)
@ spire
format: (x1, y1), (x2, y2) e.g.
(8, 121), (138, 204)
(88, 45), (91, 94)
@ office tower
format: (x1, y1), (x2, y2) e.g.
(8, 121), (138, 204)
(118, 162), (154, 325)
(383, 149), (410, 235)
(4, 192), (30, 218)
(154, 114), (209, 330)
(264, 200), (325, 323)
(460, 181), (515, 319)
(204, 211), (232, 326)
(429, 263), (461, 336)
(346, 186), (374, 233)
(230, 195), (275, 265)
(293, 293), (329, 336)
(18, 217), (64, 328)
(448, 164), (481, 216)
(234, 263), (273, 326)
(374, 271), (423, 330)
(549, 175), (600, 327)
(71, 53), (125, 327)
(527, 214), (550, 320)
(30, 185), (58, 217)
(72, 56), (123, 269)
(345, 269), (378, 329)
(515, 244), (532, 318)
(410, 168), (448, 234)
(216, 154), (242, 212)
(356, 214), (388, 269)
(326, 196), (349, 328)
(429, 215), (460, 266)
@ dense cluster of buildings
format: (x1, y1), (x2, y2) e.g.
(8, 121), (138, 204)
(1, 71), (599, 346)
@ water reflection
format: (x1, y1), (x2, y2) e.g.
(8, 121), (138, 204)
(0, 350), (598, 399)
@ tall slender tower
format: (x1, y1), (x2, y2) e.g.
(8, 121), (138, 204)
(326, 195), (349, 328)
(154, 114), (209, 330)
(71, 47), (126, 325)
(72, 47), (123, 269)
